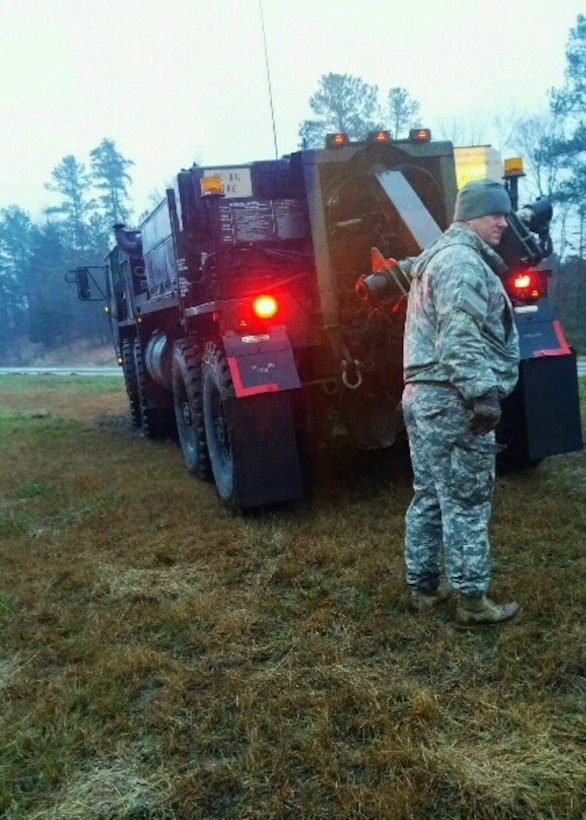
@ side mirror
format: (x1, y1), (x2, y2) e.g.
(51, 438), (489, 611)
(77, 267), (91, 300)
(65, 266), (107, 301)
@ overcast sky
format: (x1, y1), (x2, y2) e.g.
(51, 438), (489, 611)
(1, 0), (583, 219)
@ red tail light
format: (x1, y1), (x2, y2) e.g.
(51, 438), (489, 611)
(231, 294), (280, 330)
(504, 269), (547, 303)
(252, 294), (279, 320)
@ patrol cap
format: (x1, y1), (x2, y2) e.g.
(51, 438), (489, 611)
(454, 178), (511, 221)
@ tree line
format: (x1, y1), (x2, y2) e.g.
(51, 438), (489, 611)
(0, 138), (134, 359)
(1, 16), (585, 361)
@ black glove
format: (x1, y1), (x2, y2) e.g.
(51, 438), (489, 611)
(469, 388), (501, 436)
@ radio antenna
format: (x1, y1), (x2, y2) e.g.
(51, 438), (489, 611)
(259, 0), (279, 158)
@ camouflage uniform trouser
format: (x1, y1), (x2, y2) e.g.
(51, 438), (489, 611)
(402, 382), (497, 597)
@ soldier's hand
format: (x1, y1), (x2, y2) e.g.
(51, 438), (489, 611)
(469, 388), (501, 436)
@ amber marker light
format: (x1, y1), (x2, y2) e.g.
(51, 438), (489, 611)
(367, 130), (391, 144)
(409, 128), (432, 142)
(325, 133), (349, 149)
(200, 175), (223, 196)
(504, 157), (525, 177)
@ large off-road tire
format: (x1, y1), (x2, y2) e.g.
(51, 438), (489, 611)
(202, 342), (237, 505)
(134, 339), (175, 440)
(172, 339), (211, 480)
(121, 338), (141, 428)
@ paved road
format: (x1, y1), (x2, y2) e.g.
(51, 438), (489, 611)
(0, 366), (122, 377)
(1, 363), (585, 377)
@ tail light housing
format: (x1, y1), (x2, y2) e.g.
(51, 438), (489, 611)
(231, 293), (280, 331)
(503, 268), (549, 303)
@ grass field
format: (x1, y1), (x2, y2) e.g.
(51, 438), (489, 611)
(1, 375), (585, 819)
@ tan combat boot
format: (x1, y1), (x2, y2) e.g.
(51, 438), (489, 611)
(455, 594), (519, 630)
(410, 578), (453, 613)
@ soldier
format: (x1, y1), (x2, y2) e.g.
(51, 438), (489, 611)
(402, 178), (520, 629)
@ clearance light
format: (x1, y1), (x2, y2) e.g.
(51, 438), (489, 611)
(367, 130), (391, 144)
(326, 132), (350, 149)
(409, 128), (431, 142)
(200, 175), (223, 196)
(252, 294), (278, 320)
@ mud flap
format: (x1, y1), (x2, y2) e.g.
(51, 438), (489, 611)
(499, 352), (583, 463)
(500, 303), (584, 464)
(212, 327), (303, 508)
(224, 391), (303, 508)
(223, 326), (301, 397)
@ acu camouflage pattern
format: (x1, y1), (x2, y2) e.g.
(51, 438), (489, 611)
(402, 223), (520, 597)
(403, 223), (519, 401)
(403, 384), (498, 596)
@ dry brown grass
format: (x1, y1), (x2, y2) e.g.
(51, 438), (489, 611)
(1, 375), (585, 819)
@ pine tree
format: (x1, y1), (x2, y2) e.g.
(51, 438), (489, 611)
(89, 138), (134, 228)
(44, 155), (97, 252)
(0, 206), (33, 356)
(547, 14), (586, 255)
(298, 73), (383, 148)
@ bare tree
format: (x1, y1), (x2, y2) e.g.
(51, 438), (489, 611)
(433, 114), (494, 148)
(386, 87), (420, 138)
(510, 113), (565, 197)
(434, 106), (521, 155)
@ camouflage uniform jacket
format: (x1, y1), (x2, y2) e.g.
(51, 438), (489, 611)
(403, 222), (520, 401)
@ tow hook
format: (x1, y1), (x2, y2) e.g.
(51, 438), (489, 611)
(341, 358), (363, 390)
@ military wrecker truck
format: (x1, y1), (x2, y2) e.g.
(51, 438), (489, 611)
(68, 129), (583, 509)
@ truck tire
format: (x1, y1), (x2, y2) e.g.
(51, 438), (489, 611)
(172, 340), (211, 479)
(121, 338), (141, 427)
(134, 339), (174, 440)
(202, 342), (237, 504)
